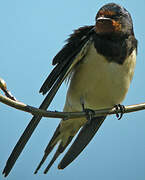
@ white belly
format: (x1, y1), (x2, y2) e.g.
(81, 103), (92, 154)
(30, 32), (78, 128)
(64, 43), (136, 112)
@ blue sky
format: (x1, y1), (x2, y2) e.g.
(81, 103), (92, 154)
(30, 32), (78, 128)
(0, 0), (145, 180)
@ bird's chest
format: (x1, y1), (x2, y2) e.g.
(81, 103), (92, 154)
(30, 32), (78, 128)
(66, 44), (136, 110)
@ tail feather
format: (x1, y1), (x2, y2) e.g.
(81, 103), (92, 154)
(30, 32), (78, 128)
(34, 125), (60, 174)
(44, 149), (61, 174)
(2, 80), (62, 177)
(34, 124), (73, 174)
(35, 116), (105, 174)
(58, 116), (106, 169)
(34, 140), (58, 174)
(44, 136), (73, 173)
(3, 115), (42, 177)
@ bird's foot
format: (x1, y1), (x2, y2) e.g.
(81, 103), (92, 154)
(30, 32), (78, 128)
(114, 104), (125, 120)
(81, 103), (95, 123)
(83, 108), (96, 124)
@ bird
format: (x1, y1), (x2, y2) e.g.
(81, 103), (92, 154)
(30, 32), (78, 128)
(3, 3), (137, 176)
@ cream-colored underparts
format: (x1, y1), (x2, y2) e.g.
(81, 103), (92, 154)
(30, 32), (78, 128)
(59, 42), (136, 145)
(64, 43), (136, 111)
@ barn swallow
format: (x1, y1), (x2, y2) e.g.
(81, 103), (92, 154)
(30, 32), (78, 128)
(3, 3), (137, 176)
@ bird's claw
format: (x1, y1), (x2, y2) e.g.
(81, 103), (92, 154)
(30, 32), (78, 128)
(83, 108), (96, 124)
(114, 104), (125, 120)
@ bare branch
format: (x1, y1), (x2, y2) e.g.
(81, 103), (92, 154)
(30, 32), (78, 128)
(0, 93), (145, 120)
(1, 77), (145, 120)
(0, 77), (17, 101)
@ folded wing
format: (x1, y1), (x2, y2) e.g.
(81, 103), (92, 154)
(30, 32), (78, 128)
(3, 25), (95, 177)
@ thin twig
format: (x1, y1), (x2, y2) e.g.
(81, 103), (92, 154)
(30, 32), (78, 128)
(0, 78), (17, 101)
(0, 94), (145, 120)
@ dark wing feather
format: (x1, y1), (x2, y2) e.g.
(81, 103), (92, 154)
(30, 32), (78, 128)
(58, 116), (106, 169)
(39, 25), (94, 95)
(52, 25), (94, 65)
(3, 25), (95, 177)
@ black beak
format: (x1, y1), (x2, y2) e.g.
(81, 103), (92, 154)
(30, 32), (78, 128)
(96, 17), (112, 23)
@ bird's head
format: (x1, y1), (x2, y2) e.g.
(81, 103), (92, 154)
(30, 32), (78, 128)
(95, 3), (134, 36)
